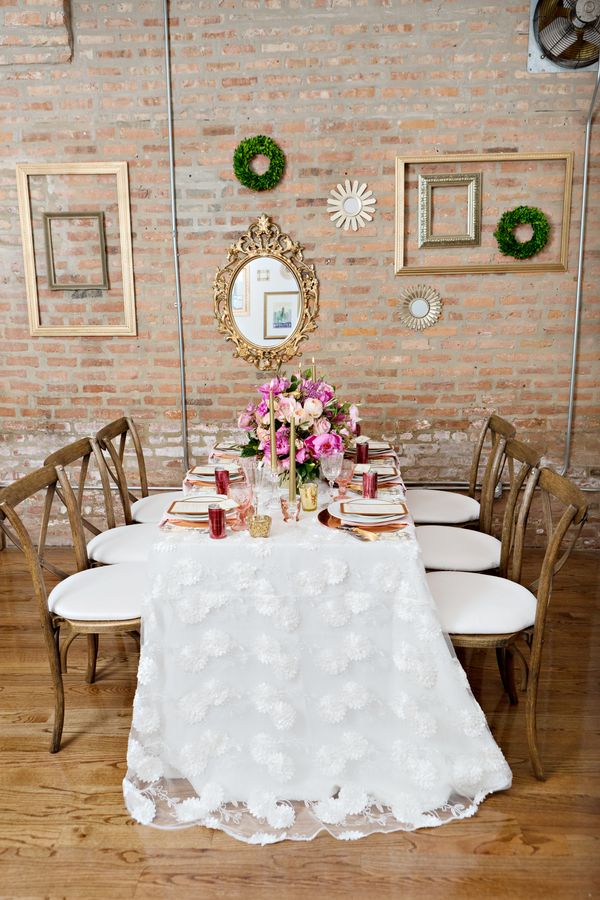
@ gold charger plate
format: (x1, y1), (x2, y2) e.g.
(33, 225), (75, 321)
(317, 508), (409, 534)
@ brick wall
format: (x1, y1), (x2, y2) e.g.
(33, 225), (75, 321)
(0, 0), (598, 547)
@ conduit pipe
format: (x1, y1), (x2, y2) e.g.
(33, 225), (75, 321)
(162, 0), (190, 471)
(560, 64), (600, 476)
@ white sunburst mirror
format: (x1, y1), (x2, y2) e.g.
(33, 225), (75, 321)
(327, 179), (377, 231)
(398, 285), (443, 331)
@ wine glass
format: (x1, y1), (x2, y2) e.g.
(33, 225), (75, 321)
(320, 451), (344, 502)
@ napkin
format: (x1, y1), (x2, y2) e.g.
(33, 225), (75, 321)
(340, 500), (408, 517)
(190, 463), (240, 475)
(168, 498), (237, 516)
(353, 464), (397, 476)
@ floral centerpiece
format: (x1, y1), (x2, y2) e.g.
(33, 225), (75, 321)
(238, 371), (360, 483)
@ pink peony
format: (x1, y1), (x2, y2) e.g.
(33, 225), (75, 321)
(256, 399), (268, 417)
(305, 431), (343, 459)
(258, 377), (290, 397)
(316, 382), (335, 404)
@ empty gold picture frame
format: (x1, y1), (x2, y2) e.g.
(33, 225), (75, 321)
(43, 211), (109, 291)
(395, 152), (574, 275)
(16, 161), (136, 336)
(418, 172), (482, 248)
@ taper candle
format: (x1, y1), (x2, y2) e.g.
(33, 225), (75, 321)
(311, 356), (317, 381)
(289, 412), (296, 501)
(269, 389), (277, 471)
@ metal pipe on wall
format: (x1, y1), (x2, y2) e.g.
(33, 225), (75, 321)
(162, 0), (190, 472)
(560, 65), (600, 476)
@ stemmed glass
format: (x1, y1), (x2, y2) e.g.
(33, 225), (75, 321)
(320, 451), (344, 502)
(336, 459), (356, 498)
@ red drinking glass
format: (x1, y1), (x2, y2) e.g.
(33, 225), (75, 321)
(356, 442), (369, 465)
(215, 467), (230, 495)
(363, 471), (378, 499)
(208, 504), (226, 539)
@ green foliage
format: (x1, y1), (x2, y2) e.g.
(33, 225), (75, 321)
(233, 135), (286, 192)
(493, 206), (550, 260)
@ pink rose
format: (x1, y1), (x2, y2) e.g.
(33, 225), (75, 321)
(349, 404), (360, 426)
(312, 416), (331, 436)
(305, 431), (343, 459)
(277, 396), (297, 422)
(256, 426), (269, 442)
(256, 399), (268, 417)
(237, 411), (254, 430)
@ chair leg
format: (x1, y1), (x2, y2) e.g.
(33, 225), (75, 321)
(505, 647), (519, 706)
(525, 653), (545, 781)
(495, 647), (510, 696)
(59, 632), (78, 674)
(49, 629), (65, 753)
(86, 633), (99, 684)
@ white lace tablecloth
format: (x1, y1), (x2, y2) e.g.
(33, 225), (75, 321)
(123, 507), (511, 844)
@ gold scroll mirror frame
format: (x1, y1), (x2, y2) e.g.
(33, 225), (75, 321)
(214, 214), (319, 371)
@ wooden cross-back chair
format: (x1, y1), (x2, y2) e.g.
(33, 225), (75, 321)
(0, 465), (146, 752)
(95, 417), (184, 525)
(427, 466), (588, 779)
(45, 437), (160, 567)
(417, 438), (543, 573)
(406, 413), (517, 533)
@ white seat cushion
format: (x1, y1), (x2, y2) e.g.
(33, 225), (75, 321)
(48, 563), (148, 621)
(406, 489), (480, 525)
(87, 524), (161, 565)
(131, 491), (184, 524)
(416, 525), (501, 572)
(427, 571), (537, 635)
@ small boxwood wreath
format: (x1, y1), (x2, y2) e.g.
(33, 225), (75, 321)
(233, 135), (286, 192)
(493, 206), (550, 260)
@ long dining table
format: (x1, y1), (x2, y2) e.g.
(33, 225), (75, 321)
(123, 482), (511, 844)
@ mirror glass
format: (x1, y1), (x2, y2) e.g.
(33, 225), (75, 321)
(229, 256), (302, 348)
(409, 298), (431, 318)
(342, 196), (362, 216)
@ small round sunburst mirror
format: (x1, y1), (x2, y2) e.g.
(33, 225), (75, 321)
(327, 179), (377, 231)
(398, 285), (442, 331)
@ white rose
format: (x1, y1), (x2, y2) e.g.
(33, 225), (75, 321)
(303, 398), (323, 418)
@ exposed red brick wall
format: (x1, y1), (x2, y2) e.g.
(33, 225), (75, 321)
(0, 1), (598, 546)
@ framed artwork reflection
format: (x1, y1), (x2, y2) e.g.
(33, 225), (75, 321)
(263, 291), (299, 341)
(231, 265), (250, 316)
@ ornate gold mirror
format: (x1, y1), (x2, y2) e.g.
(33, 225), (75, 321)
(214, 215), (319, 370)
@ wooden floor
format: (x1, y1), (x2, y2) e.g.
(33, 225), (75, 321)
(0, 548), (598, 900)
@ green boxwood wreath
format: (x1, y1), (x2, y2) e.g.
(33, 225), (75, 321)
(233, 135), (286, 192)
(493, 206), (550, 260)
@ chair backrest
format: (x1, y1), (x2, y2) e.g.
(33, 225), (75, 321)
(470, 413), (517, 534)
(495, 439), (543, 577)
(95, 417), (149, 525)
(512, 466), (587, 595)
(44, 437), (117, 535)
(0, 465), (89, 618)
